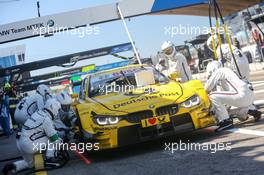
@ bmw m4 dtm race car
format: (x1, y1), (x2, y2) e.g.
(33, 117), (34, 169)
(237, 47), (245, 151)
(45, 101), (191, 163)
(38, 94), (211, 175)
(74, 64), (216, 149)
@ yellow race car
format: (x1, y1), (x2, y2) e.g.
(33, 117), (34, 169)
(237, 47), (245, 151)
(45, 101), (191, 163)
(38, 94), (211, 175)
(74, 64), (216, 149)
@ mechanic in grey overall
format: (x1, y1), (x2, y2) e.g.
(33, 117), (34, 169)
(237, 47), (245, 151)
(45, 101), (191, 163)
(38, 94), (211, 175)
(156, 41), (193, 82)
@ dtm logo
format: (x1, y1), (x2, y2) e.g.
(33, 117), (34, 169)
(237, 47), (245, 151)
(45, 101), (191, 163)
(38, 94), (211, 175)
(47, 20), (55, 27)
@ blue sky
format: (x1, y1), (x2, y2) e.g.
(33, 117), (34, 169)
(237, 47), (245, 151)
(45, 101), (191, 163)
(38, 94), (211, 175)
(0, 0), (209, 75)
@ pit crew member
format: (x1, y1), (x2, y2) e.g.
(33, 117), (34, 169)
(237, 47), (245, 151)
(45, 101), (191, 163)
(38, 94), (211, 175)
(54, 91), (77, 141)
(156, 41), (193, 82)
(205, 61), (255, 131)
(2, 99), (62, 174)
(14, 84), (52, 125)
(207, 35), (262, 122)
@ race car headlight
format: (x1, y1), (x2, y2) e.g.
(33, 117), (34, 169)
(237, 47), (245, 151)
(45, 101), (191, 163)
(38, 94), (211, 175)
(108, 117), (119, 124)
(94, 116), (120, 126)
(96, 117), (108, 125)
(181, 95), (200, 108)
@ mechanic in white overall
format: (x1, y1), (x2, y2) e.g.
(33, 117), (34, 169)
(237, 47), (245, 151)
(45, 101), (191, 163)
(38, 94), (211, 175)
(205, 61), (255, 131)
(207, 35), (250, 80)
(54, 91), (77, 141)
(156, 41), (193, 82)
(14, 84), (52, 125)
(2, 98), (62, 174)
(207, 36), (262, 122)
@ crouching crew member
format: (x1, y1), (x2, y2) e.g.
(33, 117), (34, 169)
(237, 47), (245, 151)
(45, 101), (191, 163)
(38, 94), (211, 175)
(2, 99), (62, 174)
(205, 61), (255, 131)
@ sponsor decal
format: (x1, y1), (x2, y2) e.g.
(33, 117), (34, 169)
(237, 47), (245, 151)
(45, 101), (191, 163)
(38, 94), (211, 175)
(159, 92), (180, 98)
(113, 96), (158, 109)
(0, 23), (45, 37)
(112, 92), (180, 109)
(148, 118), (156, 125)
(141, 115), (170, 128)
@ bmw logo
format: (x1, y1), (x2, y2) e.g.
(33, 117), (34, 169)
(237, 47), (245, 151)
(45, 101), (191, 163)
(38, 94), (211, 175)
(149, 104), (155, 109)
(47, 20), (55, 27)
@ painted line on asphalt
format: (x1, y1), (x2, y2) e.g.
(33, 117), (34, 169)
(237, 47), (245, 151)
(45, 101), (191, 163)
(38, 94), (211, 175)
(253, 83), (264, 88)
(204, 127), (264, 137)
(228, 128), (264, 137)
(254, 100), (264, 106)
(203, 126), (217, 132)
(251, 81), (264, 84)
(34, 154), (48, 175)
(73, 150), (92, 165)
(254, 89), (264, 94)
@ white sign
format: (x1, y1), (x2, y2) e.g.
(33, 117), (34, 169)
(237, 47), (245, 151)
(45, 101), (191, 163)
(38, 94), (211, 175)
(0, 0), (207, 44)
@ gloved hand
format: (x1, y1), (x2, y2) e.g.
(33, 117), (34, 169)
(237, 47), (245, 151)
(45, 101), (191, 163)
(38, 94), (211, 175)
(54, 137), (63, 144)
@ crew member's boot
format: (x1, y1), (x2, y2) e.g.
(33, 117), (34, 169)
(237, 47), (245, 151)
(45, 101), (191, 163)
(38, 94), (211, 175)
(215, 118), (233, 132)
(2, 163), (15, 175)
(248, 110), (262, 122)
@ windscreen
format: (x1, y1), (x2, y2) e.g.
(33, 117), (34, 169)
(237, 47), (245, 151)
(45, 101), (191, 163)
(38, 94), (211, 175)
(89, 66), (169, 97)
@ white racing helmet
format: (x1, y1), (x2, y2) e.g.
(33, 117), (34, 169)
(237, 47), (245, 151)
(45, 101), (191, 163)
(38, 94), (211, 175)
(207, 35), (218, 52)
(37, 84), (52, 100)
(56, 91), (72, 112)
(44, 98), (61, 120)
(220, 44), (234, 62)
(206, 61), (221, 79)
(161, 41), (176, 58)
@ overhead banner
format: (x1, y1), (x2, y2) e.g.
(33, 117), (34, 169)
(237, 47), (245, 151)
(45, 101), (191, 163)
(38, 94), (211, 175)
(0, 0), (208, 44)
(0, 42), (132, 77)
(17, 60), (131, 91)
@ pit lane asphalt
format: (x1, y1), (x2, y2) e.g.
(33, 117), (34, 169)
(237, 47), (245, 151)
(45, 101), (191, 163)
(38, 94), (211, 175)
(0, 71), (264, 175)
